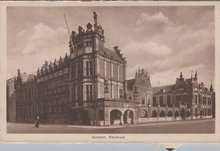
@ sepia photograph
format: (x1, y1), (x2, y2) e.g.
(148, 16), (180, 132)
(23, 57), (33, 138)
(5, 5), (216, 134)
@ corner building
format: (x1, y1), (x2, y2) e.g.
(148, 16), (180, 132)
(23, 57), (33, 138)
(14, 12), (138, 126)
(67, 13), (132, 126)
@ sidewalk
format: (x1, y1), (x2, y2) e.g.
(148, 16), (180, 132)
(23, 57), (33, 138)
(10, 118), (215, 129)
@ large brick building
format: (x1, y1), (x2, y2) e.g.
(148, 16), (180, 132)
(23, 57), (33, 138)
(9, 12), (215, 126)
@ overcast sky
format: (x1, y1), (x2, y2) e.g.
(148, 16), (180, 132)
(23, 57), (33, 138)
(7, 6), (214, 88)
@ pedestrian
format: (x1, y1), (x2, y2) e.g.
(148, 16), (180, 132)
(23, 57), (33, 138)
(35, 115), (40, 128)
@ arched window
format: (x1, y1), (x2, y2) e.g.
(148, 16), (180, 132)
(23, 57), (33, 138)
(167, 111), (172, 117)
(152, 110), (157, 117)
(160, 111), (165, 117)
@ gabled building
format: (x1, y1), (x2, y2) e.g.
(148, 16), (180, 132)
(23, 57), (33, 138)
(152, 72), (215, 120)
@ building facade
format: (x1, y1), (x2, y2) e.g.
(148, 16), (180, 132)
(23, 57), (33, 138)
(152, 72), (215, 121)
(127, 71), (215, 123)
(10, 12), (215, 126)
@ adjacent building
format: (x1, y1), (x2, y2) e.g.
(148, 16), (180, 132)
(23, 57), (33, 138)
(7, 77), (16, 122)
(8, 12), (215, 126)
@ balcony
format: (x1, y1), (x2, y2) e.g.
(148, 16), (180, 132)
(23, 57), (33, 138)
(71, 98), (140, 109)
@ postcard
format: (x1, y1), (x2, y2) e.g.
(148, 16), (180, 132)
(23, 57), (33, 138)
(0, 1), (219, 143)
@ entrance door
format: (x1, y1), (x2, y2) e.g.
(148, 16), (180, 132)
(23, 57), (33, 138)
(110, 110), (122, 125)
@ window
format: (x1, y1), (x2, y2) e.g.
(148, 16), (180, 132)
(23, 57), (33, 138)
(76, 86), (81, 101)
(72, 87), (75, 102)
(72, 64), (76, 78)
(167, 95), (171, 106)
(199, 96), (202, 104)
(153, 97), (157, 106)
(176, 95), (181, 102)
(159, 96), (163, 106)
(195, 95), (198, 104)
(77, 62), (83, 78)
(203, 97), (206, 104)
(86, 61), (93, 76)
(119, 89), (123, 99)
(85, 41), (92, 47)
(134, 86), (137, 93)
(86, 85), (93, 101)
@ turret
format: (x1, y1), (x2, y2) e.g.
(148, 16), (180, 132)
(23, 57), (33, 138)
(86, 23), (93, 32)
(69, 12), (105, 55)
(17, 69), (22, 82)
(194, 71), (198, 81)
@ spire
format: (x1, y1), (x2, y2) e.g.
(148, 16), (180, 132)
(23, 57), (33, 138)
(135, 70), (137, 77)
(180, 72), (183, 79)
(93, 11), (98, 27)
(210, 80), (214, 92)
(17, 69), (21, 77)
(194, 71), (198, 80)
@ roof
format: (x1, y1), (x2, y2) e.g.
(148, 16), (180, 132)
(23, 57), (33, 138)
(22, 74), (35, 83)
(127, 79), (135, 90)
(152, 85), (175, 95)
(97, 47), (124, 62)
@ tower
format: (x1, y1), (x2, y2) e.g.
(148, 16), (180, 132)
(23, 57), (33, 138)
(69, 11), (105, 58)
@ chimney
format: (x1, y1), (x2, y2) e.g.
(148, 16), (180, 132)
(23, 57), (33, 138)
(114, 46), (121, 54)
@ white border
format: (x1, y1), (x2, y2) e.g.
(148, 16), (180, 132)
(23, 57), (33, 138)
(0, 1), (219, 144)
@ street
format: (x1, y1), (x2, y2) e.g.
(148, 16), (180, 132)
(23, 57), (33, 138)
(7, 119), (215, 133)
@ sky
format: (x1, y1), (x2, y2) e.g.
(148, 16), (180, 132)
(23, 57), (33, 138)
(7, 6), (215, 88)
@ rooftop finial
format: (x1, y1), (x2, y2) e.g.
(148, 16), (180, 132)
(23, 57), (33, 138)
(180, 72), (183, 79)
(194, 71), (198, 80)
(93, 12), (98, 27)
(210, 79), (214, 92)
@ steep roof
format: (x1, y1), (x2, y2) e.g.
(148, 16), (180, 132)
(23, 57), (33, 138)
(97, 47), (124, 62)
(22, 74), (35, 83)
(127, 79), (135, 90)
(152, 85), (175, 95)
